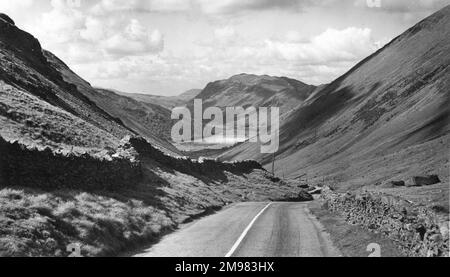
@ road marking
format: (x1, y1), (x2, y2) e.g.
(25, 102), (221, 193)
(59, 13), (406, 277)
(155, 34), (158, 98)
(225, 202), (272, 257)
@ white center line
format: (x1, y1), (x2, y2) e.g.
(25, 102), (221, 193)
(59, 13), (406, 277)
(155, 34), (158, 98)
(225, 202), (272, 257)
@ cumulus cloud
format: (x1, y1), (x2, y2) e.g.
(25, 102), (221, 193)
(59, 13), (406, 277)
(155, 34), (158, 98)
(206, 27), (381, 67)
(102, 19), (163, 56)
(31, 0), (164, 66)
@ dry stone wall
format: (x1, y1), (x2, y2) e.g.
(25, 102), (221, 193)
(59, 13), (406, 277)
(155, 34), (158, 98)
(0, 135), (264, 191)
(0, 137), (141, 190)
(321, 187), (449, 257)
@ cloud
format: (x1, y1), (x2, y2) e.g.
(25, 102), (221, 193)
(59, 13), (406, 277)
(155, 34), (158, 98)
(102, 19), (163, 56)
(89, 0), (315, 15)
(0, 0), (34, 14)
(214, 26), (237, 43)
(204, 27), (381, 67)
(354, 0), (448, 13)
(196, 0), (308, 15)
(166, 26), (385, 89)
(91, 0), (192, 14)
(0, 0), (35, 24)
(31, 0), (164, 66)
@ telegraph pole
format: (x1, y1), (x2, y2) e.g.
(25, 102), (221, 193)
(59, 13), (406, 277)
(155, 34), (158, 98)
(271, 152), (276, 175)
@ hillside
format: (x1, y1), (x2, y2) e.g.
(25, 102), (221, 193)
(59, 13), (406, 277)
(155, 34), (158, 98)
(0, 15), (178, 155)
(221, 6), (450, 192)
(93, 88), (173, 142)
(117, 89), (202, 110)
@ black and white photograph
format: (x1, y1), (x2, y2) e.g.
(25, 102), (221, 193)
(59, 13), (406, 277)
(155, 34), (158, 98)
(0, 0), (449, 263)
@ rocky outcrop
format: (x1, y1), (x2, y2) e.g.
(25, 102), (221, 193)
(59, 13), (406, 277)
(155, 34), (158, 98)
(405, 175), (441, 187)
(321, 187), (449, 257)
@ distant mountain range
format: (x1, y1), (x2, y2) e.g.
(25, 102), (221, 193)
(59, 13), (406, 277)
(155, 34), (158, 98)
(116, 89), (202, 110)
(220, 6), (450, 190)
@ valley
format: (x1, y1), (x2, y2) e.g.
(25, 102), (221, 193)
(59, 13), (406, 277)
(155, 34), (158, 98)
(0, 5), (449, 257)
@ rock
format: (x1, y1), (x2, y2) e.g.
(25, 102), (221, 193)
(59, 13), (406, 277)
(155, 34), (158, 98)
(298, 190), (314, 201)
(0, 13), (15, 25)
(439, 222), (449, 237)
(298, 184), (310, 189)
(309, 187), (322, 195)
(406, 175), (441, 187)
(320, 186), (449, 257)
(380, 180), (405, 188)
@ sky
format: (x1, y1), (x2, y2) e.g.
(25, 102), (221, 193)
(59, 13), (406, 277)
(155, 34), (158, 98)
(0, 0), (448, 96)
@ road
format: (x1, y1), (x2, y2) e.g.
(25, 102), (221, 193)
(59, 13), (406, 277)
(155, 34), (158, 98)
(134, 202), (342, 257)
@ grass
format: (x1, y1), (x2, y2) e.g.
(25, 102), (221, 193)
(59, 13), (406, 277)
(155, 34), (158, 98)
(0, 156), (297, 257)
(0, 187), (174, 257)
(308, 200), (405, 257)
(0, 82), (119, 155)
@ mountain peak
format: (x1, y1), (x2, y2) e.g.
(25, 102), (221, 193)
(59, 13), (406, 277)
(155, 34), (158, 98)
(0, 13), (15, 25)
(228, 73), (277, 84)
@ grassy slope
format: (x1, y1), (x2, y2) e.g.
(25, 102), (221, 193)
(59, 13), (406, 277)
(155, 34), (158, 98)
(44, 51), (180, 156)
(0, 155), (295, 257)
(0, 82), (119, 154)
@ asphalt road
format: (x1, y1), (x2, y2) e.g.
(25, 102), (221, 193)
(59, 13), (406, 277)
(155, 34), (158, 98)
(135, 202), (342, 257)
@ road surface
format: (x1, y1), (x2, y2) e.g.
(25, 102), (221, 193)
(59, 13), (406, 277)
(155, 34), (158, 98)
(135, 202), (341, 257)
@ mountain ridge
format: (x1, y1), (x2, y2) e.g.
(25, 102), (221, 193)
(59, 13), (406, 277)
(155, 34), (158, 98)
(116, 89), (202, 110)
(193, 73), (316, 115)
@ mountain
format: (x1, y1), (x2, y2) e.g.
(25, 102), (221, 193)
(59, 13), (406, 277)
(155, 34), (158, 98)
(191, 73), (316, 116)
(117, 89), (202, 110)
(94, 88), (173, 142)
(0, 15), (178, 155)
(221, 6), (450, 190)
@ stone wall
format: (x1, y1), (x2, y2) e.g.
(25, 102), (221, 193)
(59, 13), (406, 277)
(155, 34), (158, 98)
(0, 135), (264, 191)
(321, 187), (449, 257)
(120, 136), (264, 176)
(0, 137), (141, 190)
